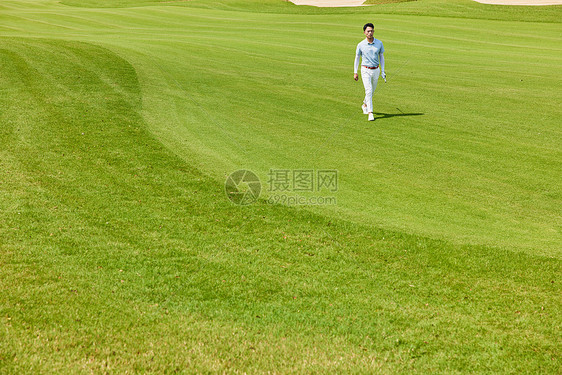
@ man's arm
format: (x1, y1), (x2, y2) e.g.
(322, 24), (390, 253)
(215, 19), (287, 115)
(354, 44), (361, 81)
(354, 54), (360, 81)
(380, 52), (386, 81)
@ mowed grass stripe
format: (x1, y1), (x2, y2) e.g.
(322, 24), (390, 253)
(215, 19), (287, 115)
(57, 0), (562, 23)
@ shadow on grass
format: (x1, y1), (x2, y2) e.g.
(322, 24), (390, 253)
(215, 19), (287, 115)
(373, 111), (424, 120)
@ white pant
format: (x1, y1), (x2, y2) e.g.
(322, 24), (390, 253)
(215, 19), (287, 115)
(361, 66), (380, 113)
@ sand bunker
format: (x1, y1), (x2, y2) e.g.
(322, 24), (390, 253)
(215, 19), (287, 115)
(289, 0), (365, 7)
(472, 0), (562, 5)
(289, 0), (562, 7)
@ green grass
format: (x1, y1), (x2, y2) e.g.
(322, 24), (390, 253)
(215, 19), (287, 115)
(0, 0), (560, 373)
(58, 0), (562, 22)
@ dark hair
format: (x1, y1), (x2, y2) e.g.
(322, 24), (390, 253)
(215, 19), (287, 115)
(363, 23), (374, 31)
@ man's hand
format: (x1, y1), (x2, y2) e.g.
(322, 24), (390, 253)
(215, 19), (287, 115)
(354, 73), (358, 81)
(381, 71), (387, 83)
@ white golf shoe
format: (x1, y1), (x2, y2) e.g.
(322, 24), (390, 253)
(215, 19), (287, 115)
(362, 103), (368, 115)
(368, 113), (375, 121)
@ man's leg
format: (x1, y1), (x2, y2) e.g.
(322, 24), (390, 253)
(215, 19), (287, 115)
(361, 67), (374, 113)
(370, 67), (380, 114)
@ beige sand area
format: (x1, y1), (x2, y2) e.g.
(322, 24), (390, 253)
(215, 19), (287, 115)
(288, 0), (365, 6)
(289, 0), (562, 7)
(472, 0), (562, 4)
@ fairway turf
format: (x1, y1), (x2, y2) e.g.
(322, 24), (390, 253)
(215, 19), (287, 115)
(0, 0), (561, 373)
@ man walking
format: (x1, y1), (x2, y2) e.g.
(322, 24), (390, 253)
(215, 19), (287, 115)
(354, 23), (386, 121)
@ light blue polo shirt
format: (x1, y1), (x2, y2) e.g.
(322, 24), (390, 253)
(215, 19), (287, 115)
(356, 38), (384, 68)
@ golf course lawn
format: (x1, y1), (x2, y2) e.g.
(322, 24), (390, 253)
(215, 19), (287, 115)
(0, 0), (560, 372)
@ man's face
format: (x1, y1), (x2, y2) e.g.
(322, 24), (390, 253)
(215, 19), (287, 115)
(364, 27), (374, 38)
